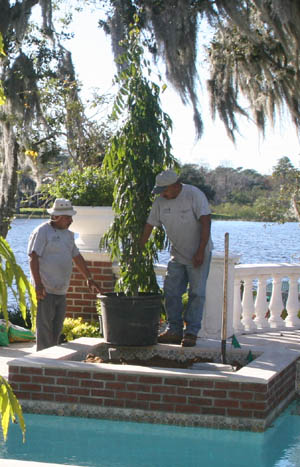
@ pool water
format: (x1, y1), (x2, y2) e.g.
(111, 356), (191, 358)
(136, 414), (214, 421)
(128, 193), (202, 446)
(1, 401), (300, 467)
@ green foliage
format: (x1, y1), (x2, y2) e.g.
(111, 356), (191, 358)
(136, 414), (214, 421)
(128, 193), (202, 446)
(18, 208), (48, 218)
(271, 156), (300, 221)
(207, 165), (270, 205)
(0, 235), (31, 444)
(212, 199), (296, 222)
(0, 378), (25, 442)
(36, 75), (113, 168)
(212, 203), (258, 220)
(101, 21), (176, 295)
(0, 33), (5, 57)
(182, 292), (188, 308)
(43, 166), (114, 206)
(253, 195), (293, 223)
(0, 237), (36, 330)
(180, 164), (215, 201)
(0, 81), (5, 106)
(194, 157), (300, 222)
(62, 317), (100, 341)
(0, 32), (6, 106)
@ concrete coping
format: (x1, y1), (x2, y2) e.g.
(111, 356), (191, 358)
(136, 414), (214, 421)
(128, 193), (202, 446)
(7, 337), (299, 385)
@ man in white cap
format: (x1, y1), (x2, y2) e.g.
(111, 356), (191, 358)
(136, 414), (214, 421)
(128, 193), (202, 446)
(140, 169), (213, 347)
(28, 198), (101, 351)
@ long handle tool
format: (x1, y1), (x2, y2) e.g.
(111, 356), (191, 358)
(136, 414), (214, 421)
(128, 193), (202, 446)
(221, 233), (229, 364)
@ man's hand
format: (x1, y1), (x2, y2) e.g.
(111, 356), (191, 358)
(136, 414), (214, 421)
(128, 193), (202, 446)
(35, 283), (46, 300)
(192, 250), (204, 268)
(86, 278), (101, 294)
(73, 254), (102, 294)
(192, 214), (211, 268)
(140, 223), (154, 249)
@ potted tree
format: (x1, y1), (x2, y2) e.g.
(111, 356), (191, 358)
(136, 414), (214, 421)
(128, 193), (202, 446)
(98, 21), (176, 346)
(44, 166), (114, 250)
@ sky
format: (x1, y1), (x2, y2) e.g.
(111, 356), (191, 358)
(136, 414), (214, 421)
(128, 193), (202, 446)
(66, 10), (300, 176)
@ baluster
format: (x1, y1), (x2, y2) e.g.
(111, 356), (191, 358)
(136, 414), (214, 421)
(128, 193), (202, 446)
(241, 276), (256, 331)
(268, 274), (284, 328)
(254, 275), (269, 330)
(285, 274), (300, 327)
(233, 277), (244, 333)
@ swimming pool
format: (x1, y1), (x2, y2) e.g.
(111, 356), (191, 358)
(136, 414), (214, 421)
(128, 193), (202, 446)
(1, 400), (300, 467)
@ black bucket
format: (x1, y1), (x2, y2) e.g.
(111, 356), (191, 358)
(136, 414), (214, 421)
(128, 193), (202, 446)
(98, 293), (162, 346)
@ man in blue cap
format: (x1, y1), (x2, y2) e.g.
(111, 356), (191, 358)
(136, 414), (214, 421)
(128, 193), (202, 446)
(140, 169), (213, 347)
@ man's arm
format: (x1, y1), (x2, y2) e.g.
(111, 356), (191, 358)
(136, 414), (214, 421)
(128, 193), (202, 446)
(140, 223), (154, 249)
(29, 251), (46, 300)
(73, 254), (102, 293)
(192, 214), (211, 268)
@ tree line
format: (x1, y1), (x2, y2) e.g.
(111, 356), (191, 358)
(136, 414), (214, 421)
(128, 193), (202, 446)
(179, 156), (300, 223)
(18, 155), (300, 224)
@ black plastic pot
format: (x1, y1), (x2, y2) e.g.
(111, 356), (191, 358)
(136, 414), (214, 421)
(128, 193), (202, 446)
(98, 293), (162, 346)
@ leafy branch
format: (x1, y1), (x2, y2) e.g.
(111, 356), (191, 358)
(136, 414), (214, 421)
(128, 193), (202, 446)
(101, 19), (177, 295)
(0, 378), (25, 442)
(0, 237), (37, 330)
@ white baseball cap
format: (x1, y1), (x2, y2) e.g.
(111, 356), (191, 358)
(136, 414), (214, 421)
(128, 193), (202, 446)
(47, 198), (77, 216)
(152, 169), (179, 194)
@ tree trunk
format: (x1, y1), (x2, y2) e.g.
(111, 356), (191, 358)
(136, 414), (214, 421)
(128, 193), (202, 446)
(0, 118), (19, 238)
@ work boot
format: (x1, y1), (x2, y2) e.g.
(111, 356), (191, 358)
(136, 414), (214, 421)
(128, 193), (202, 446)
(181, 333), (197, 347)
(158, 329), (182, 345)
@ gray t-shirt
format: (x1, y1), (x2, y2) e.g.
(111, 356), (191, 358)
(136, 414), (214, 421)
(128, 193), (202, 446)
(147, 184), (213, 264)
(27, 221), (80, 295)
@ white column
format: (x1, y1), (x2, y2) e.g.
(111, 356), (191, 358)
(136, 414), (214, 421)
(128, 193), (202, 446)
(233, 277), (244, 334)
(268, 274), (284, 328)
(254, 275), (269, 330)
(285, 275), (300, 327)
(241, 276), (256, 331)
(198, 254), (239, 338)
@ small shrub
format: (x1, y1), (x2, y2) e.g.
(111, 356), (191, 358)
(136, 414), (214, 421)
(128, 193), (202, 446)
(62, 317), (100, 341)
(44, 166), (114, 206)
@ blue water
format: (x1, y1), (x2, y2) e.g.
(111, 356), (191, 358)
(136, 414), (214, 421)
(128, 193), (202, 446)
(1, 401), (300, 466)
(211, 221), (300, 264)
(6, 219), (300, 280)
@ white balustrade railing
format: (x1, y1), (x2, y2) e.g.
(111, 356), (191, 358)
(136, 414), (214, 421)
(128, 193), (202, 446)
(234, 264), (300, 335)
(112, 258), (300, 339)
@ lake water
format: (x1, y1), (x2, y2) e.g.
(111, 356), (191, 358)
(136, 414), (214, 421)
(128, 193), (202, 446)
(6, 218), (300, 281)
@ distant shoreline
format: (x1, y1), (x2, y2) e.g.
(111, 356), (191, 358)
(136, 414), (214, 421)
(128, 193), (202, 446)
(13, 209), (298, 223)
(14, 209), (232, 221)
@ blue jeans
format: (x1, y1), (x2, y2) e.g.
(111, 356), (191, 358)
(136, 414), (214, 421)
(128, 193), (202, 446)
(163, 251), (212, 336)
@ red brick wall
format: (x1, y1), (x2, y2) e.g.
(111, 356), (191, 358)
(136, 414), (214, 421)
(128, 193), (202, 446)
(66, 260), (115, 322)
(8, 360), (296, 431)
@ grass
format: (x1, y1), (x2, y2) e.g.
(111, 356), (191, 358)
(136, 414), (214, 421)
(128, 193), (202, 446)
(15, 208), (48, 218)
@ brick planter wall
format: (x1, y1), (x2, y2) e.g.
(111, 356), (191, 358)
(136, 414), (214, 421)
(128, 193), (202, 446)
(66, 252), (115, 322)
(7, 340), (298, 432)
